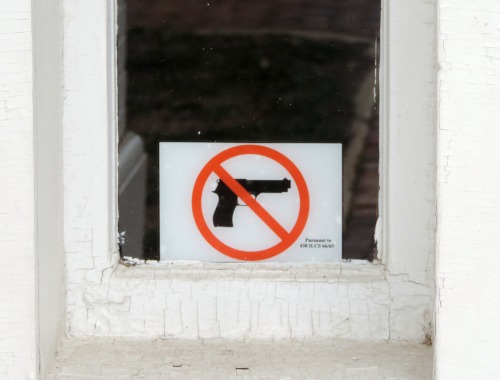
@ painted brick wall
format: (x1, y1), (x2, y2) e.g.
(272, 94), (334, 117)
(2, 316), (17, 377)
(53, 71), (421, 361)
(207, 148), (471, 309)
(436, 0), (500, 378)
(0, 1), (37, 378)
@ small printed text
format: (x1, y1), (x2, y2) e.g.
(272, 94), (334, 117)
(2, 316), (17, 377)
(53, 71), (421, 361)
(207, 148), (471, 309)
(300, 238), (335, 249)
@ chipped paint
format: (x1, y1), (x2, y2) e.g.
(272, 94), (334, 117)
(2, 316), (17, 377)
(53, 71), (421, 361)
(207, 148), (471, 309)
(64, 261), (432, 342)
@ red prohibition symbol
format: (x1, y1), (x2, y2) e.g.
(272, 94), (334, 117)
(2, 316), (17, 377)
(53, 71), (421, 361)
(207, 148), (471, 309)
(192, 144), (310, 261)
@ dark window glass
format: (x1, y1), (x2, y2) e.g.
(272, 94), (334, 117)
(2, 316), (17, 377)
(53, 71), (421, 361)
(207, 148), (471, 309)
(118, 0), (380, 261)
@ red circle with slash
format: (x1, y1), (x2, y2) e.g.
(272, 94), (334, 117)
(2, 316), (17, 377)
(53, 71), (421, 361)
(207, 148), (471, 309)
(192, 144), (309, 261)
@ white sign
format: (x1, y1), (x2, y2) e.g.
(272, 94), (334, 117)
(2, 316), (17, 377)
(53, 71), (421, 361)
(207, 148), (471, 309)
(160, 143), (342, 262)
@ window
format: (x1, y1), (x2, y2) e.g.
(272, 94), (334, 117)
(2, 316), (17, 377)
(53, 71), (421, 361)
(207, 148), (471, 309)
(60, 0), (435, 343)
(117, 0), (381, 262)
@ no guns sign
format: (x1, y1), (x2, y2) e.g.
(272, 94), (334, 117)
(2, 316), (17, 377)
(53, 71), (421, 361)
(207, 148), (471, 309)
(160, 143), (342, 262)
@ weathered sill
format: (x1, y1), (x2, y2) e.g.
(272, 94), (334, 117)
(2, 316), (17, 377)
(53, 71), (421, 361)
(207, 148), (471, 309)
(115, 259), (385, 283)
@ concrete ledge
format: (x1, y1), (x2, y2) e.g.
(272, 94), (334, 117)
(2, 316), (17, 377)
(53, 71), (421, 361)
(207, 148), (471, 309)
(48, 338), (433, 379)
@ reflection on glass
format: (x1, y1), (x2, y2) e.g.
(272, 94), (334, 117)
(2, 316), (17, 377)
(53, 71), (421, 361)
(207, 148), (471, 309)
(118, 0), (380, 261)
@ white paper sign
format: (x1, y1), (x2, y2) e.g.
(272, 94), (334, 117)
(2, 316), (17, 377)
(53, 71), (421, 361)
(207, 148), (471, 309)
(160, 143), (342, 262)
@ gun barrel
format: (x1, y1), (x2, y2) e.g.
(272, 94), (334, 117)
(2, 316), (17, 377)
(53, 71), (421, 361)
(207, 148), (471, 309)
(236, 178), (291, 195)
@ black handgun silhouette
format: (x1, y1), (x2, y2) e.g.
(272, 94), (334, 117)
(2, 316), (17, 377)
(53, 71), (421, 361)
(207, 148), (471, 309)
(212, 178), (291, 227)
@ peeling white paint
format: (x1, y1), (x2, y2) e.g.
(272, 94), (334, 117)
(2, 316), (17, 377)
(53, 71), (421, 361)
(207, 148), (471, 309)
(65, 260), (432, 342)
(435, 1), (500, 378)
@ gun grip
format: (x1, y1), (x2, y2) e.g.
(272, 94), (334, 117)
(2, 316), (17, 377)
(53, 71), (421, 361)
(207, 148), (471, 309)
(213, 195), (238, 227)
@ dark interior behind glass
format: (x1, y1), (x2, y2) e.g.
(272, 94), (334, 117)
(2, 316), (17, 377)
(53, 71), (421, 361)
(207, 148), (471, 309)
(118, 0), (380, 261)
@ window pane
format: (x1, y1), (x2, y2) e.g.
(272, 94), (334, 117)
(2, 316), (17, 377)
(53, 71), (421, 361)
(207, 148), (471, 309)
(118, 0), (380, 261)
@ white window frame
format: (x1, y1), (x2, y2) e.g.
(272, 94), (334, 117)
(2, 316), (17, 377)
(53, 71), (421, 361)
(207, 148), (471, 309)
(62, 0), (436, 341)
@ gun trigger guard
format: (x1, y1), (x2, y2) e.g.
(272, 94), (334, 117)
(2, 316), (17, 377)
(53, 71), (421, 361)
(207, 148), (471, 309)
(237, 194), (256, 206)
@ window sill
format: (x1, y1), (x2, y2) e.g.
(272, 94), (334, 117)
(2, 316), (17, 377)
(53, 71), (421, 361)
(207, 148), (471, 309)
(117, 258), (385, 283)
(77, 258), (399, 341)
(48, 337), (433, 379)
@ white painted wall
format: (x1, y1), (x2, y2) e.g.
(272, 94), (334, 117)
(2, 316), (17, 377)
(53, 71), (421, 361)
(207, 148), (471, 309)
(435, 1), (500, 378)
(7, 0), (500, 376)
(62, 0), (436, 343)
(17, 0), (500, 376)
(0, 1), (37, 378)
(0, 0), (440, 374)
(33, 0), (65, 377)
